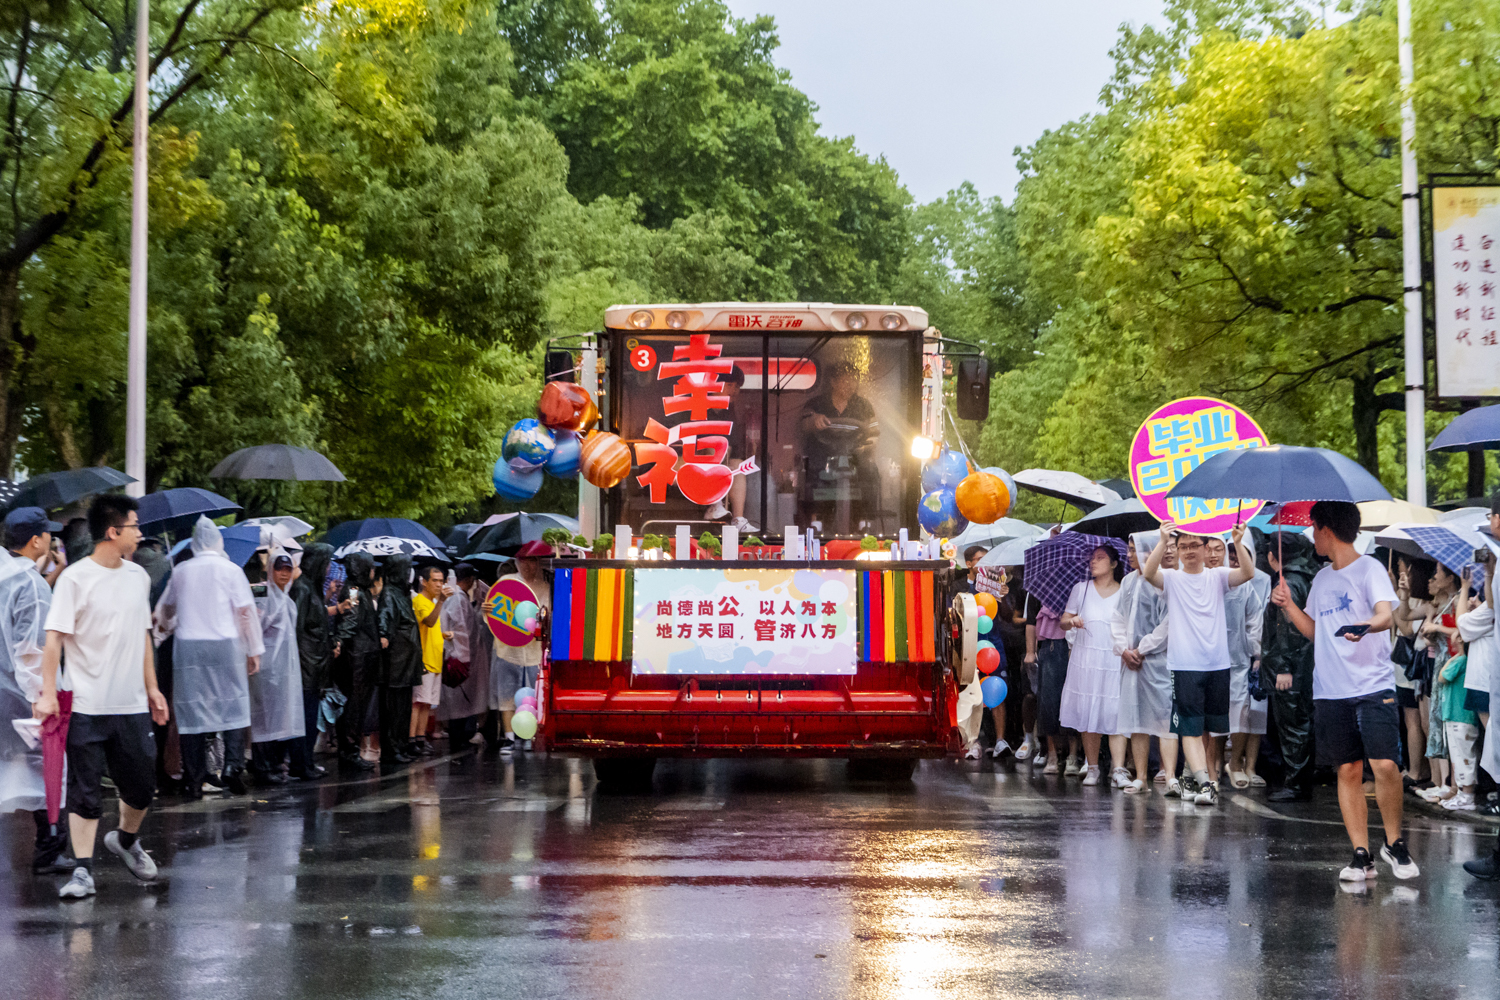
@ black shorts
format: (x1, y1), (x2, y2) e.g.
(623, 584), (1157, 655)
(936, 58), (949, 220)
(1315, 692), (1401, 767)
(1396, 686), (1419, 710)
(1171, 669), (1230, 738)
(1464, 688), (1491, 715)
(67, 712), (156, 819)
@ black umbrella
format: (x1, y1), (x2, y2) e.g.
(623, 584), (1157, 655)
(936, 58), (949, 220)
(461, 512), (582, 557)
(210, 444), (346, 481)
(324, 517), (443, 549)
(1096, 477), (1136, 500)
(445, 523), (482, 548)
(8, 466), (136, 511)
(0, 480), (22, 509)
(136, 487), (242, 536)
(1067, 497), (1159, 538)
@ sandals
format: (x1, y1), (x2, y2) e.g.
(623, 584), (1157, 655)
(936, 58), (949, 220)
(1248, 773), (1267, 788)
(1124, 778), (1148, 795)
(1230, 770), (1250, 790)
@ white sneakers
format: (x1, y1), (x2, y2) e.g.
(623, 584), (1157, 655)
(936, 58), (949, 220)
(1081, 765), (1101, 786)
(58, 867), (95, 899)
(1340, 848), (1378, 882)
(1442, 791), (1477, 812)
(1110, 767), (1132, 789)
(706, 502), (730, 520)
(104, 830), (158, 881)
(1380, 839), (1421, 879)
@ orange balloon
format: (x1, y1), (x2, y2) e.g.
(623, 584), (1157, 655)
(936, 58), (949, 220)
(579, 431), (631, 489)
(955, 471), (1011, 525)
(537, 381), (599, 432)
(975, 592), (999, 619)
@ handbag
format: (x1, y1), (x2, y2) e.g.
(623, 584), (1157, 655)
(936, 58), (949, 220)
(442, 655), (471, 688)
(1392, 634), (1416, 669)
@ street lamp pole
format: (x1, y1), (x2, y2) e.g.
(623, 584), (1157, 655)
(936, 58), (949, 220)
(125, 0), (149, 498)
(1398, 0), (1426, 506)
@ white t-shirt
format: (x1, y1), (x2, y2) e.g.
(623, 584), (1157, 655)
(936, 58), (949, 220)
(44, 556), (152, 715)
(1306, 555), (1400, 700)
(1160, 566), (1233, 672)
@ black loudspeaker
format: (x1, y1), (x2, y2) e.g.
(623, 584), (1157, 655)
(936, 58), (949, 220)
(955, 356), (990, 421)
(545, 350), (576, 384)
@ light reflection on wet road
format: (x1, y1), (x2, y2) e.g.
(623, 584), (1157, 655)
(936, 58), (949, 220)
(4, 751), (1499, 999)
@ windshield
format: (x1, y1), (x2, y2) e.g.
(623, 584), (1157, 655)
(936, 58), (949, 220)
(607, 331), (919, 539)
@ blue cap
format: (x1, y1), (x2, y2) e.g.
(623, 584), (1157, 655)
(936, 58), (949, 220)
(4, 506), (63, 546)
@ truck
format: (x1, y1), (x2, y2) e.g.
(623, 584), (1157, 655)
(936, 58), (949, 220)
(533, 302), (991, 784)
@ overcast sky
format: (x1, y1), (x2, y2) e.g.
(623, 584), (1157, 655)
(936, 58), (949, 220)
(721, 0), (1165, 206)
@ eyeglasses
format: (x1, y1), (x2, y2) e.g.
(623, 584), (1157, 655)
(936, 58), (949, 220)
(1176, 540), (1204, 550)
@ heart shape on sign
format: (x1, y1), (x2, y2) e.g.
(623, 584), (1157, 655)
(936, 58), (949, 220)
(676, 462), (732, 504)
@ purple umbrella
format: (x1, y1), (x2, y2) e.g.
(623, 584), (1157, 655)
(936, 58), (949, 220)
(1022, 532), (1131, 614)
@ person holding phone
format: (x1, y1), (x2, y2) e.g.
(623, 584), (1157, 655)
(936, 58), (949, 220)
(1271, 500), (1416, 882)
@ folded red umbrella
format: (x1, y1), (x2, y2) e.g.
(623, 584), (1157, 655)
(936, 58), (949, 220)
(41, 690), (72, 828)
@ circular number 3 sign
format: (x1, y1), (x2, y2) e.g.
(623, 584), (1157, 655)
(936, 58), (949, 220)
(630, 344), (657, 372)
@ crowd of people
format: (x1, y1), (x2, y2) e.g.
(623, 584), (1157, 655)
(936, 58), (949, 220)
(0, 496), (554, 899)
(962, 496), (1500, 883)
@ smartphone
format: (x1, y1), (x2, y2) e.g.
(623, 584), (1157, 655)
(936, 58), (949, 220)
(1335, 624), (1370, 638)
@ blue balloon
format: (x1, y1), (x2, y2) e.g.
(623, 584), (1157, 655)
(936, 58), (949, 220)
(978, 614), (994, 634)
(545, 429), (582, 478)
(503, 418), (556, 471)
(921, 449), (972, 492)
(976, 639), (995, 652)
(515, 686), (536, 703)
(981, 675), (1007, 708)
(493, 457), (543, 501)
(981, 466), (1018, 517)
(917, 488), (969, 538)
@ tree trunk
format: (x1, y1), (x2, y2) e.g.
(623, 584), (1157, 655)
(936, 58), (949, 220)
(1350, 369), (1383, 479)
(0, 266), (19, 478)
(1460, 402), (1487, 499)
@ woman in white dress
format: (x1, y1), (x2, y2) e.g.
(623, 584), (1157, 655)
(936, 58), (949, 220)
(1059, 545), (1125, 786)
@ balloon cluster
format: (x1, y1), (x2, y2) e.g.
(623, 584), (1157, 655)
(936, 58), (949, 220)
(916, 449), (1017, 538)
(512, 685), (539, 740)
(972, 591), (1006, 705)
(494, 381), (631, 500)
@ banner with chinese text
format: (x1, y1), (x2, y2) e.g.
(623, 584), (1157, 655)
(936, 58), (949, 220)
(1432, 186), (1500, 398)
(1130, 397), (1268, 534)
(632, 567), (857, 675)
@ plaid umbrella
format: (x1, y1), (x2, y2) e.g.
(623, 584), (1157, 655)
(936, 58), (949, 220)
(1022, 532), (1131, 614)
(1405, 525), (1487, 578)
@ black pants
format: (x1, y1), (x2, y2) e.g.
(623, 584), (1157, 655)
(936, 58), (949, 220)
(251, 740), (290, 780)
(32, 810), (70, 868)
(1265, 664), (1315, 792)
(446, 714), (479, 751)
(381, 685), (412, 761)
(1035, 638), (1069, 737)
(180, 728), (247, 792)
(337, 652), (380, 759)
(288, 687), (321, 777)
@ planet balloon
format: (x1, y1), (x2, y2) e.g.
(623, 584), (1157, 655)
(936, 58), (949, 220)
(921, 449), (972, 492)
(493, 458), (543, 501)
(980, 675), (1007, 708)
(976, 646), (1001, 676)
(974, 592), (999, 619)
(978, 614), (993, 634)
(537, 381), (599, 432)
(580, 431), (631, 489)
(955, 471), (1011, 525)
(917, 488), (968, 538)
(511, 710), (538, 740)
(503, 418), (556, 471)
(545, 430), (582, 478)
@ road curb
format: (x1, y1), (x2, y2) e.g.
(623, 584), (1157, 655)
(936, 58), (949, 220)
(1404, 791), (1500, 827)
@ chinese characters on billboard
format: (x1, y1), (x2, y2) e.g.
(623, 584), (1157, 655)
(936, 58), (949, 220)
(1432, 186), (1500, 397)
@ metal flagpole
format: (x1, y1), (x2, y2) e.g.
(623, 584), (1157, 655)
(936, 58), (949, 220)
(1398, 0), (1426, 507)
(125, 0), (149, 498)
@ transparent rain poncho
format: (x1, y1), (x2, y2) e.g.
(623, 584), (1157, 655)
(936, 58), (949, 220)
(0, 554), (53, 812)
(153, 516), (262, 735)
(1111, 531), (1173, 737)
(436, 573), (491, 723)
(249, 546), (304, 742)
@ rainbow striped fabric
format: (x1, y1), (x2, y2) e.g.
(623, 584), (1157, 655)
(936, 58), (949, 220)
(858, 570), (937, 663)
(551, 567), (633, 661)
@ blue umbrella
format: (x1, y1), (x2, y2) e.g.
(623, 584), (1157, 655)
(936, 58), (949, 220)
(323, 517), (443, 549)
(137, 487), (241, 535)
(1165, 445), (1392, 506)
(168, 523), (262, 567)
(1429, 405), (1500, 453)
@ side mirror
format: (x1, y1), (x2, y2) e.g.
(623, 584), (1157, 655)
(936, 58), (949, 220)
(545, 350), (576, 384)
(955, 356), (990, 421)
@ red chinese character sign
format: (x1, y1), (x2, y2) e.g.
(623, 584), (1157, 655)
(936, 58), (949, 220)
(1432, 186), (1500, 397)
(632, 567), (856, 674)
(1129, 397), (1269, 534)
(634, 333), (759, 505)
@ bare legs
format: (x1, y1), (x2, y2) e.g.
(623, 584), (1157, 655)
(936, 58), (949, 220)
(1402, 706), (1427, 779)
(1339, 759), (1404, 851)
(69, 801), (147, 865)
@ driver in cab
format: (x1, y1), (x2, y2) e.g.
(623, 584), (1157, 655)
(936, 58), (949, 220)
(799, 360), (879, 526)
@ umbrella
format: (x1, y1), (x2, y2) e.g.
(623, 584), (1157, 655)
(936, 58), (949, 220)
(1357, 499), (1438, 531)
(0, 480), (21, 509)
(239, 515), (315, 537)
(334, 535), (450, 563)
(1021, 532), (1131, 614)
(1374, 523), (1487, 574)
(136, 487), (242, 535)
(1429, 405), (1500, 452)
(951, 518), (1043, 552)
(324, 517), (443, 549)
(8, 466), (135, 511)
(978, 535), (1041, 568)
(1067, 497), (1159, 538)
(1165, 445), (1392, 506)
(1012, 469), (1122, 513)
(462, 511), (581, 557)
(445, 523), (482, 548)
(1096, 477), (1136, 500)
(210, 444), (346, 481)
(41, 690), (73, 829)
(1267, 501), (1315, 526)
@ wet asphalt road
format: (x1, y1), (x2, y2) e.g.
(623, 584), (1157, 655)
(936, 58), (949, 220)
(4, 748), (1500, 1000)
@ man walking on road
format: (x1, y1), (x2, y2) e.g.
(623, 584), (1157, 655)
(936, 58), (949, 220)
(1142, 522), (1257, 805)
(35, 495), (169, 899)
(1271, 500), (1418, 882)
